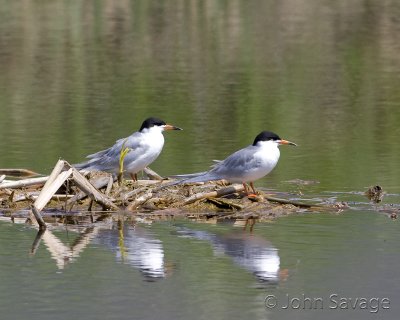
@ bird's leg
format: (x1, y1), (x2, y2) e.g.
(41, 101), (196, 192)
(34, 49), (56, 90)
(245, 182), (258, 198)
(242, 183), (249, 194)
(249, 182), (257, 195)
(130, 173), (138, 182)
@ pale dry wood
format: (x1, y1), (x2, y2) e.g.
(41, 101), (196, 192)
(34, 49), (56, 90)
(126, 190), (154, 211)
(34, 168), (73, 212)
(133, 179), (164, 185)
(120, 186), (149, 202)
(66, 175), (113, 205)
(40, 159), (66, 195)
(0, 175), (5, 183)
(71, 169), (119, 210)
(105, 176), (114, 196)
(0, 176), (49, 189)
(183, 184), (245, 205)
(143, 167), (163, 180)
(13, 192), (74, 202)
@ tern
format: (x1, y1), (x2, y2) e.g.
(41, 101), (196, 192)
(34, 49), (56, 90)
(172, 131), (296, 194)
(75, 117), (182, 180)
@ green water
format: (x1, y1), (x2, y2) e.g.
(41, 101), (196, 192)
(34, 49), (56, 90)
(0, 1), (399, 319)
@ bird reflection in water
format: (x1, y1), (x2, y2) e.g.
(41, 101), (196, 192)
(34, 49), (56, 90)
(175, 223), (287, 285)
(96, 221), (173, 281)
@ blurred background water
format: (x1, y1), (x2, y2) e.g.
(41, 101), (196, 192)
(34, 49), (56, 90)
(0, 1), (399, 319)
(1, 0), (400, 192)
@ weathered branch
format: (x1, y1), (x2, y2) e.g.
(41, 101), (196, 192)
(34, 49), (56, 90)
(0, 176), (49, 189)
(126, 190), (154, 211)
(183, 184), (245, 205)
(71, 169), (119, 211)
(0, 168), (39, 177)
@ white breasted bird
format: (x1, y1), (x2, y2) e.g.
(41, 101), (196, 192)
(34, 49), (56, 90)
(172, 131), (296, 194)
(75, 117), (182, 180)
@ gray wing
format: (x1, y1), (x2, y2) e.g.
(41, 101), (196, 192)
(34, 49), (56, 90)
(75, 131), (144, 171)
(173, 145), (258, 184)
(209, 145), (260, 178)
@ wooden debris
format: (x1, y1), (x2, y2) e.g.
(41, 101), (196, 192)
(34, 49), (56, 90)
(0, 160), (351, 227)
(127, 190), (154, 211)
(143, 167), (163, 180)
(365, 185), (384, 203)
(0, 168), (39, 177)
(182, 185), (245, 205)
(31, 205), (47, 230)
(71, 169), (118, 210)
(34, 168), (73, 212)
(0, 176), (49, 189)
(66, 174), (114, 206)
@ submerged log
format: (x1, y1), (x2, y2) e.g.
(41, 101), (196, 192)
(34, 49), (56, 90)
(0, 168), (39, 177)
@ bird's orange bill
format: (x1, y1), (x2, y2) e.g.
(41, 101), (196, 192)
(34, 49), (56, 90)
(164, 124), (183, 131)
(279, 139), (297, 146)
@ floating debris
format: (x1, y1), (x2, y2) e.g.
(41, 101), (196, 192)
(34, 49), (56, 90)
(0, 159), (347, 228)
(0, 168), (40, 177)
(364, 185), (385, 203)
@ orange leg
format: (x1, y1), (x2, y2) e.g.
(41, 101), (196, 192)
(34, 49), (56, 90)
(249, 182), (257, 195)
(130, 173), (138, 182)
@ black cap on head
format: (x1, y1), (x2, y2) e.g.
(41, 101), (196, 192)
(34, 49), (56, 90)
(139, 117), (166, 131)
(252, 131), (281, 146)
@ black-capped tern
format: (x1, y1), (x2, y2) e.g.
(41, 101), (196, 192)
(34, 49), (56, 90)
(75, 117), (182, 180)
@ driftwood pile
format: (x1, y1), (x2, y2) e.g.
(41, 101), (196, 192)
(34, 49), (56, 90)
(0, 159), (342, 229)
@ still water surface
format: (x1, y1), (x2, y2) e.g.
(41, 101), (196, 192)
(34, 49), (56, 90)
(0, 1), (399, 319)
(0, 213), (398, 320)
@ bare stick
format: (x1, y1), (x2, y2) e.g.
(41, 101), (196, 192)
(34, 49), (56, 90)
(143, 167), (163, 180)
(120, 186), (149, 202)
(31, 205), (47, 230)
(71, 169), (119, 210)
(66, 175), (113, 205)
(105, 176), (114, 196)
(263, 195), (324, 209)
(0, 176), (49, 189)
(13, 192), (74, 203)
(183, 184), (245, 205)
(126, 190), (153, 211)
(0, 168), (40, 177)
(40, 159), (67, 195)
(0, 175), (5, 183)
(34, 168), (73, 212)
